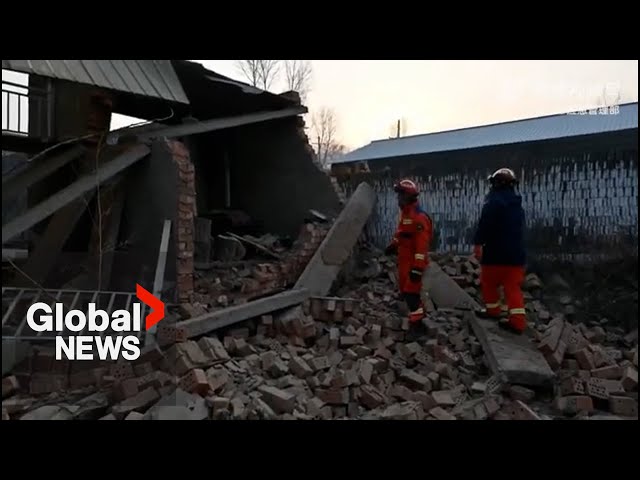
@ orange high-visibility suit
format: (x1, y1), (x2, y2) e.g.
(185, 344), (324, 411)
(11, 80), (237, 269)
(388, 203), (433, 322)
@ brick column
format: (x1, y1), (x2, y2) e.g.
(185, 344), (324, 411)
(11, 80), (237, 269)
(166, 140), (196, 303)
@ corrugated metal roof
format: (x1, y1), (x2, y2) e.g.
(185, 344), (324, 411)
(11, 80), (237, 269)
(2, 60), (189, 104)
(335, 102), (638, 164)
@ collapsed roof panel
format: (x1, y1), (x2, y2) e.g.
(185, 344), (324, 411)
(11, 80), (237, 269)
(2, 60), (189, 105)
(171, 60), (299, 120)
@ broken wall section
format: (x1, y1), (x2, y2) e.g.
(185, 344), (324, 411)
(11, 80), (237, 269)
(229, 117), (342, 237)
(114, 139), (196, 301)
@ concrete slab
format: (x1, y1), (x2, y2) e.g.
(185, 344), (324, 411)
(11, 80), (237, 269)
(467, 312), (555, 388)
(425, 261), (554, 388)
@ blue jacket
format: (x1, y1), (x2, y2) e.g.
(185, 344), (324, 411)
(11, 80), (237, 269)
(473, 188), (526, 266)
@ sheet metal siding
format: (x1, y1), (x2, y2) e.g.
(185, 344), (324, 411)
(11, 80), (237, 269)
(337, 103), (638, 164)
(2, 60), (189, 104)
(338, 139), (638, 262)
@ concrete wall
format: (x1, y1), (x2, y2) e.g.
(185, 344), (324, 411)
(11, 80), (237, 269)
(335, 130), (638, 262)
(194, 116), (342, 237)
(112, 140), (179, 292)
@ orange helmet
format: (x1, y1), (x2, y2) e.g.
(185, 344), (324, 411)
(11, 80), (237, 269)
(393, 179), (419, 197)
(488, 168), (518, 187)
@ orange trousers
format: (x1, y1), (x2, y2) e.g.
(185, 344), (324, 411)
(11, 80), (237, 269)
(480, 265), (526, 332)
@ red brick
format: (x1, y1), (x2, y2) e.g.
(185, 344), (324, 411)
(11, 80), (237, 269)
(432, 390), (456, 407)
(538, 319), (565, 355)
(429, 407), (457, 420)
(633, 349), (638, 368)
(359, 385), (386, 409)
(483, 397), (501, 416)
(585, 378), (610, 400)
(179, 369), (210, 396)
(258, 385), (296, 414)
(565, 330), (589, 356)
(109, 362), (135, 381)
(554, 396), (594, 415)
(29, 373), (68, 395)
(560, 377), (585, 396)
(545, 340), (567, 370)
(509, 385), (536, 401)
(577, 370), (591, 381)
(2, 376), (20, 398)
(316, 388), (349, 405)
(621, 367), (638, 391)
(399, 369), (432, 391)
(591, 365), (623, 380)
(608, 396), (638, 417)
(562, 359), (580, 371)
(113, 378), (139, 401)
(390, 384), (415, 401)
(412, 391), (437, 411)
(511, 400), (541, 420)
(575, 349), (596, 370)
(590, 377), (625, 395)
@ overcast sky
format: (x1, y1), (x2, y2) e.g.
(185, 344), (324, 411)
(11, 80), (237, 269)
(193, 60), (638, 150)
(3, 60), (637, 150)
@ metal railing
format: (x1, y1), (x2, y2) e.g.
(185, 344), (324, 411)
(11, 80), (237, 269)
(2, 79), (51, 138)
(2, 287), (148, 345)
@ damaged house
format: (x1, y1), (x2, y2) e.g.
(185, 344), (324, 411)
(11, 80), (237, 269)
(2, 59), (345, 343)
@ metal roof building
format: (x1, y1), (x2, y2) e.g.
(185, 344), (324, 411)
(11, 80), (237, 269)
(335, 102), (638, 165)
(2, 60), (189, 104)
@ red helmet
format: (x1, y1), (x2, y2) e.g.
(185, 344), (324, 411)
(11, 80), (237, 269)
(393, 179), (419, 196)
(488, 168), (518, 187)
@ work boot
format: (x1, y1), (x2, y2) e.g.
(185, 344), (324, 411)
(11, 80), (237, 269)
(406, 321), (426, 342)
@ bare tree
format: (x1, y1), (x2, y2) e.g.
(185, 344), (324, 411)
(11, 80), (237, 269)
(311, 107), (346, 167)
(284, 60), (313, 102)
(235, 60), (281, 91)
(235, 60), (261, 87)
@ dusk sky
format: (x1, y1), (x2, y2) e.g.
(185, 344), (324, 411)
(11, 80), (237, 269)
(3, 60), (637, 151)
(192, 60), (638, 150)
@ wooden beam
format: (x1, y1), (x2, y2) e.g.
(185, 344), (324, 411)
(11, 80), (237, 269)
(2, 144), (85, 201)
(2, 144), (150, 244)
(14, 195), (94, 287)
(176, 288), (310, 338)
(136, 107), (307, 140)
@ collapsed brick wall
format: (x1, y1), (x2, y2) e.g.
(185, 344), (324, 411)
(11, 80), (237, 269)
(336, 131), (638, 261)
(166, 140), (196, 303)
(227, 117), (342, 237)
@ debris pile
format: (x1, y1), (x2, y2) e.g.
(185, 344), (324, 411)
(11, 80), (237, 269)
(2, 247), (637, 420)
(185, 222), (331, 316)
(431, 252), (639, 420)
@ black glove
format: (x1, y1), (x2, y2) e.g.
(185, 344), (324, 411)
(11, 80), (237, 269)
(409, 268), (423, 283)
(384, 244), (398, 255)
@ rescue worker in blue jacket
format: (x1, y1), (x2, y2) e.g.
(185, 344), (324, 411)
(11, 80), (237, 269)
(473, 168), (527, 334)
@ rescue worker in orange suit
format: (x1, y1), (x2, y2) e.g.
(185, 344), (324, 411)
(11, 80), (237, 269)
(473, 168), (527, 334)
(385, 179), (433, 332)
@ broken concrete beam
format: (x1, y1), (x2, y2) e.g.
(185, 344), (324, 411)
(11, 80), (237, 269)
(294, 182), (376, 296)
(176, 288), (310, 338)
(465, 311), (554, 388)
(423, 262), (479, 311)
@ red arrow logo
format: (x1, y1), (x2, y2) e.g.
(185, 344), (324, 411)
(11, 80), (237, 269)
(136, 284), (165, 330)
